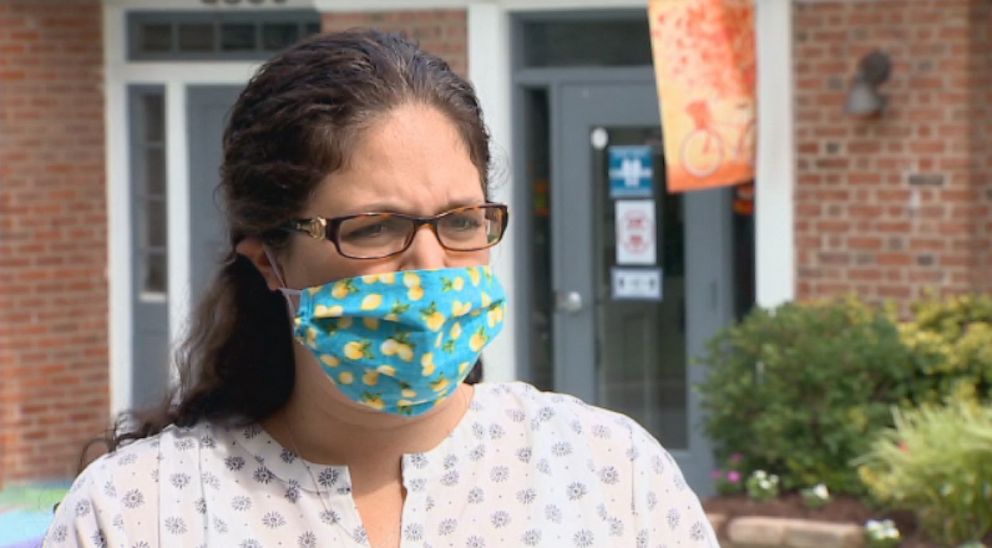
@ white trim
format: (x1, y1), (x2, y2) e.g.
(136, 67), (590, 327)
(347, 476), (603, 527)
(316, 0), (646, 11)
(105, 0), (317, 10)
(754, 0), (796, 308)
(468, 4), (516, 382)
(105, 4), (132, 417)
(164, 80), (189, 391)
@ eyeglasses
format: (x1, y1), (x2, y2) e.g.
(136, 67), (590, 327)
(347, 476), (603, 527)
(284, 203), (509, 260)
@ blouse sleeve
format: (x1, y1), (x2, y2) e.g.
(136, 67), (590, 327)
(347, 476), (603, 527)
(44, 459), (118, 547)
(43, 446), (157, 548)
(628, 421), (720, 546)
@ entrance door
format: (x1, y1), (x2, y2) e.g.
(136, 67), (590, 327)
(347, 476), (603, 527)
(187, 86), (243, 303)
(552, 78), (733, 493)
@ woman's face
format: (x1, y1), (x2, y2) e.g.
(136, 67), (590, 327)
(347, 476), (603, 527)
(278, 103), (490, 290)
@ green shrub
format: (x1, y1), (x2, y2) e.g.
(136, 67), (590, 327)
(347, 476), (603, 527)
(900, 294), (992, 404)
(697, 297), (918, 494)
(855, 400), (992, 546)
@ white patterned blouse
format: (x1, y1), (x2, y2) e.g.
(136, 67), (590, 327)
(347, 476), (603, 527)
(45, 382), (717, 547)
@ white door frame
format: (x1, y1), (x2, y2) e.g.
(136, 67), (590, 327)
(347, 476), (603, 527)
(104, 2), (265, 414)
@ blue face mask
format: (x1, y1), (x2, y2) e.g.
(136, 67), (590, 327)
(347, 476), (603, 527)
(279, 266), (506, 416)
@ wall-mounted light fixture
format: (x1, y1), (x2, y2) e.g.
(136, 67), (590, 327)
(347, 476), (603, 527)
(845, 50), (892, 118)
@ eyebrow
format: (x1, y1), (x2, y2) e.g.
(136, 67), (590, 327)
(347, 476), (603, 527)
(338, 198), (486, 216)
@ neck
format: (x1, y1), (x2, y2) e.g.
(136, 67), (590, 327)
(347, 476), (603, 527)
(262, 343), (474, 470)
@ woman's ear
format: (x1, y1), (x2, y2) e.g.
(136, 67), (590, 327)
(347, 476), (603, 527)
(235, 237), (285, 291)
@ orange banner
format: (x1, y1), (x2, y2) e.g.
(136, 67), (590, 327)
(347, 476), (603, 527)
(648, 0), (756, 193)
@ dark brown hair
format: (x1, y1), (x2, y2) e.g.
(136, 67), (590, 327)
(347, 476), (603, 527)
(106, 29), (491, 452)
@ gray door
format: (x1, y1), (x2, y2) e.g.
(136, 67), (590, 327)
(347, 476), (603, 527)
(187, 86), (243, 302)
(552, 80), (733, 494)
(129, 86), (170, 408)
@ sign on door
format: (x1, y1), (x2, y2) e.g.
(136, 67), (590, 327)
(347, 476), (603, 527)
(615, 199), (657, 265)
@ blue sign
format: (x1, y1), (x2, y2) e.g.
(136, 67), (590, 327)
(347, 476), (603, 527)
(608, 145), (654, 198)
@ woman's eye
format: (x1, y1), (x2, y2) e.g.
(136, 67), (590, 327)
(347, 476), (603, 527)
(446, 215), (481, 231)
(343, 223), (390, 240)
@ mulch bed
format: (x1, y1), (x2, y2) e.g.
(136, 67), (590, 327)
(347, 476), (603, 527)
(702, 493), (990, 547)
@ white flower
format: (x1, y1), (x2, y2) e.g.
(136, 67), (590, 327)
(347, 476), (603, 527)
(812, 484), (829, 499)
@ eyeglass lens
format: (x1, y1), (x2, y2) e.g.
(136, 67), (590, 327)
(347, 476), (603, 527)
(336, 206), (504, 259)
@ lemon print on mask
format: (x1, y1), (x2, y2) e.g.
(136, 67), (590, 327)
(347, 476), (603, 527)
(314, 304), (344, 318)
(384, 302), (410, 322)
(421, 302), (445, 331)
(421, 352), (436, 376)
(481, 292), (492, 308)
(363, 317), (380, 330)
(487, 304), (504, 328)
(320, 354), (340, 368)
(430, 376), (451, 394)
(376, 364), (396, 377)
(344, 340), (373, 360)
(467, 267), (481, 287)
(339, 371), (355, 385)
(458, 362), (471, 376)
(362, 392), (385, 410)
(361, 272), (396, 285)
(332, 279), (358, 299)
(400, 382), (417, 399)
(449, 322), (463, 341)
(396, 399), (415, 415)
(362, 370), (379, 386)
(306, 327), (318, 347)
(441, 276), (465, 292)
(469, 328), (489, 352)
(360, 294), (383, 311)
(380, 334), (414, 362)
(403, 272), (424, 301)
(451, 300), (472, 317)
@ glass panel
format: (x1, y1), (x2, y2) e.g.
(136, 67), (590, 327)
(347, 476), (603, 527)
(261, 23), (299, 50)
(146, 198), (167, 249)
(220, 23), (257, 51)
(595, 127), (688, 449)
(142, 94), (164, 144)
(526, 89), (553, 392)
(178, 23), (215, 52)
(522, 18), (651, 67)
(145, 147), (165, 196)
(305, 22), (322, 36)
(144, 252), (167, 294)
(140, 23), (173, 53)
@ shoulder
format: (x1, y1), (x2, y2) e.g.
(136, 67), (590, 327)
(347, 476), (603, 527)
(45, 422), (211, 546)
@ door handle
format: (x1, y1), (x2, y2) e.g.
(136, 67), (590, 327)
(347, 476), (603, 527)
(555, 291), (584, 314)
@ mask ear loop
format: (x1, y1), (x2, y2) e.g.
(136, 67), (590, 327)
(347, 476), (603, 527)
(263, 245), (302, 322)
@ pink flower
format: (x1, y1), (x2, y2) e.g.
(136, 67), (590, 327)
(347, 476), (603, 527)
(727, 470), (741, 483)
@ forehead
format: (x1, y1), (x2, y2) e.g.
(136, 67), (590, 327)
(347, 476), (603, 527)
(308, 103), (485, 217)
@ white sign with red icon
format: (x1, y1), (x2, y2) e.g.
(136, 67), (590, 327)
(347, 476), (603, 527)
(615, 199), (656, 265)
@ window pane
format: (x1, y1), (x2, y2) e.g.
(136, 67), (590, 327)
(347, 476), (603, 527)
(146, 198), (167, 248)
(142, 94), (164, 143)
(145, 147), (165, 196)
(522, 19), (652, 67)
(305, 22), (321, 36)
(144, 252), (167, 294)
(140, 23), (173, 53)
(178, 23), (215, 52)
(220, 23), (256, 51)
(261, 23), (298, 50)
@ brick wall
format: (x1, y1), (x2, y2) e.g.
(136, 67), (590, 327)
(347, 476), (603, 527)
(0, 0), (107, 486)
(321, 9), (468, 76)
(793, 0), (992, 306)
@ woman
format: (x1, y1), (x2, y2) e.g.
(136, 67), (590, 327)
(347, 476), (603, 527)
(47, 30), (716, 547)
